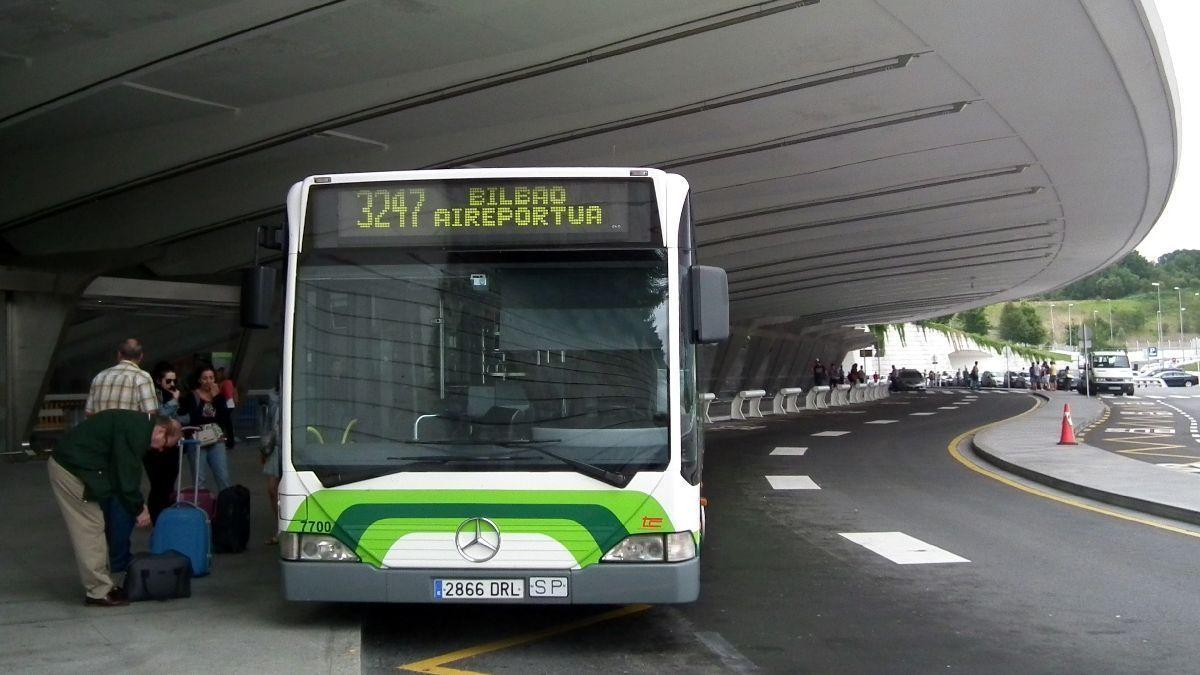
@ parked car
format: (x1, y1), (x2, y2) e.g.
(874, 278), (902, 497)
(1157, 370), (1199, 387)
(1004, 371), (1027, 388)
(981, 371), (998, 388)
(893, 368), (927, 391)
(939, 371), (955, 387)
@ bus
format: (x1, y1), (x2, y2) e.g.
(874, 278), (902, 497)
(258, 168), (728, 603)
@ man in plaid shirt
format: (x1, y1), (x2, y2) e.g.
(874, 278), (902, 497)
(84, 338), (159, 575)
(85, 338), (158, 416)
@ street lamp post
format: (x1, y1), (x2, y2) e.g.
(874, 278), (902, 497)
(1067, 303), (1074, 348)
(1152, 282), (1162, 361)
(1049, 304), (1056, 348)
(1107, 298), (1113, 341)
(1092, 310), (1099, 345)
(1176, 287), (1185, 359)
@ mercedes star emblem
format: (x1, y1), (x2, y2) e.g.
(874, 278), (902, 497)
(455, 517), (501, 562)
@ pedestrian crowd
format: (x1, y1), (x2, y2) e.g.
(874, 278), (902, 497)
(47, 338), (280, 607)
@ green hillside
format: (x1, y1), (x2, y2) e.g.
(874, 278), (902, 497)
(943, 249), (1200, 350)
(981, 295), (1193, 347)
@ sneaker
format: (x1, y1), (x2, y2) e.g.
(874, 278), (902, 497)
(84, 588), (128, 607)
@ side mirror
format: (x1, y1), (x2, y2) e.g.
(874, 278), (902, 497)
(691, 265), (729, 344)
(241, 266), (276, 329)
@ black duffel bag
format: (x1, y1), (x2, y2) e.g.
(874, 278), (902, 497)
(125, 550), (192, 601)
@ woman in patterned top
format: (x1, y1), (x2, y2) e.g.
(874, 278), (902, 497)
(178, 365), (235, 493)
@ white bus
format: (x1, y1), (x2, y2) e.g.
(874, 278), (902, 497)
(257, 168), (728, 603)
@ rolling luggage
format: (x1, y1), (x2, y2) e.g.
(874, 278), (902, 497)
(213, 485), (251, 553)
(172, 487), (215, 518)
(124, 551), (191, 601)
(151, 438), (212, 577)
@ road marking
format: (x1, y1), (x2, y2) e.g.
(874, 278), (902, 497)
(909, 412), (936, 416)
(397, 604), (652, 674)
(770, 446), (807, 456)
(1104, 428), (1174, 434)
(865, 419), (898, 424)
(938, 406), (959, 410)
(1147, 395), (1166, 399)
(694, 631), (758, 672)
(766, 475), (820, 490)
(839, 532), (969, 564)
(946, 403), (1200, 542)
(811, 431), (849, 437)
(1158, 462), (1200, 474)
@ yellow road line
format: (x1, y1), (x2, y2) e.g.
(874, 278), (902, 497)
(397, 604), (652, 674)
(946, 401), (1200, 541)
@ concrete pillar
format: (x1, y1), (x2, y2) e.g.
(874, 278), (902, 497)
(3, 287), (82, 453)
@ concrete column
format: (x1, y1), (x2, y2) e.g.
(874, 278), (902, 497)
(3, 288), (81, 453)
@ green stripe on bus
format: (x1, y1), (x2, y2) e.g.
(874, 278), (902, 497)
(288, 489), (673, 568)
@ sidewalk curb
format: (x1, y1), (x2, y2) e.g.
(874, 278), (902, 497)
(971, 394), (1200, 527)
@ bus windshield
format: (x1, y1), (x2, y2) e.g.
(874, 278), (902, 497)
(290, 249), (671, 485)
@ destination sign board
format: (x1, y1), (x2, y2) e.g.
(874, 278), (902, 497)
(306, 178), (660, 248)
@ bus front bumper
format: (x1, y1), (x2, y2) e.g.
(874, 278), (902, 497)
(281, 558), (700, 604)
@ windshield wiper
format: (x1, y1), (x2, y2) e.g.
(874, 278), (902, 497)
(399, 439), (559, 446)
(498, 441), (629, 488)
(390, 439), (630, 488)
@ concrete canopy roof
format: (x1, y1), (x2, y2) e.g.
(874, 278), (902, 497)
(0, 0), (1178, 328)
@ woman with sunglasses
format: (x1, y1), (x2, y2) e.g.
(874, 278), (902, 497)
(144, 362), (183, 524)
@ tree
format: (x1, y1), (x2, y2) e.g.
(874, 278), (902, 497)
(958, 307), (990, 335)
(1018, 303), (1048, 344)
(998, 302), (1047, 344)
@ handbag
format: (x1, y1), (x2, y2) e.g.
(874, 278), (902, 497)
(195, 423), (224, 448)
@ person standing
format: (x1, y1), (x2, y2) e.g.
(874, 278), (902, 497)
(85, 339), (158, 417)
(260, 387), (282, 545)
(48, 410), (181, 606)
(813, 359), (828, 386)
(178, 365), (236, 494)
(85, 338), (158, 574)
(145, 362), (183, 524)
(970, 362), (980, 390)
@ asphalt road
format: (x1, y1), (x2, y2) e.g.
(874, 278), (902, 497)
(362, 389), (1200, 673)
(1088, 385), (1200, 472)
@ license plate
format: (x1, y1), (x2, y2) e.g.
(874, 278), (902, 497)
(528, 577), (569, 598)
(434, 579), (524, 600)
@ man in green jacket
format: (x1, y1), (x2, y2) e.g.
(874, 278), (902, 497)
(48, 410), (181, 607)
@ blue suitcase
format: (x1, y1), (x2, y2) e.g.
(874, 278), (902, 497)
(151, 438), (212, 576)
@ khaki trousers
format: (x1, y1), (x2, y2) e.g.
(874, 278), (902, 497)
(47, 457), (114, 600)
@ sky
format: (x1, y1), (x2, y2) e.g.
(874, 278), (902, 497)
(1135, 0), (1199, 261)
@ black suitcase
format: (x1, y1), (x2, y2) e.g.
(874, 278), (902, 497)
(213, 485), (251, 553)
(125, 551), (192, 601)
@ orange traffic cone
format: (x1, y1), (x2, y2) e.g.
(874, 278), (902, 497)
(1058, 404), (1077, 445)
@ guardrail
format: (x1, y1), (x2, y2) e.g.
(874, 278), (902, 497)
(806, 385), (831, 410)
(730, 389), (767, 420)
(772, 387), (805, 415)
(1133, 377), (1167, 389)
(700, 393), (716, 424)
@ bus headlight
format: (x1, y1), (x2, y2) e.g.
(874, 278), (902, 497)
(665, 532), (697, 561)
(602, 532), (696, 563)
(280, 532), (360, 562)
